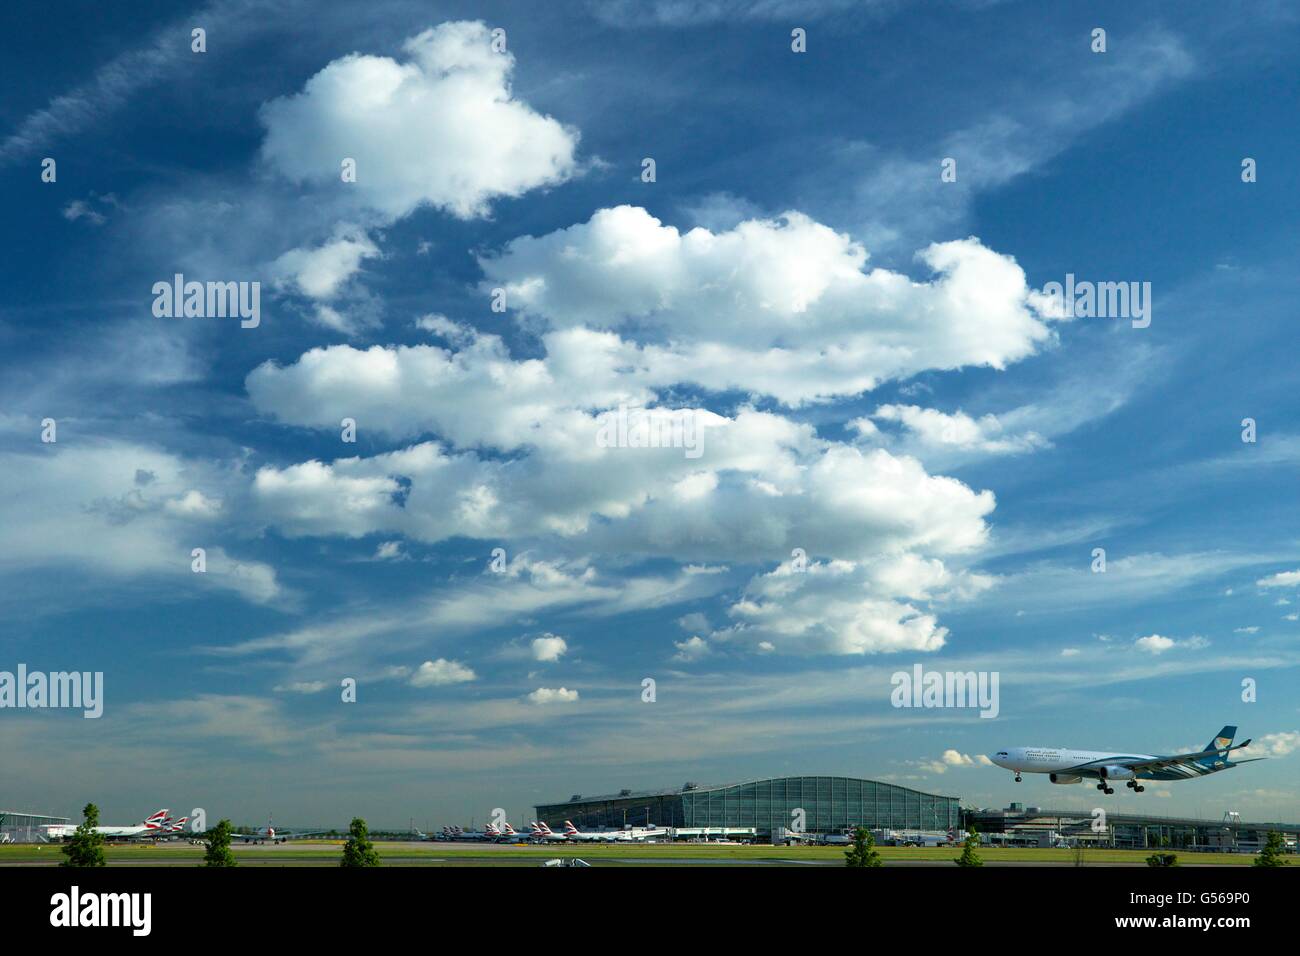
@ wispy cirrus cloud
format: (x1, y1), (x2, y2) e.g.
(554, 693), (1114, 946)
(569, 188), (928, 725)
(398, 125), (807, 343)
(0, 0), (297, 166)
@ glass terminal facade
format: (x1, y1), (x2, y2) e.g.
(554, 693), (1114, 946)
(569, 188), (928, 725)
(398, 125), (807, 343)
(536, 776), (960, 837)
(0, 809), (71, 843)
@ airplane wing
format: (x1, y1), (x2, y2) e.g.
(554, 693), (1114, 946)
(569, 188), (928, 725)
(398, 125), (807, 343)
(1118, 739), (1255, 775)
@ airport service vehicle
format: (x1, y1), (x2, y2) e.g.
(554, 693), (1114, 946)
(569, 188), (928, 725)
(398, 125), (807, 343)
(990, 725), (1262, 794)
(42, 809), (171, 840)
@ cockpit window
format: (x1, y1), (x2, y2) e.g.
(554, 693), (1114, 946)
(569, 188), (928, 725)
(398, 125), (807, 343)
(996, 751), (1008, 757)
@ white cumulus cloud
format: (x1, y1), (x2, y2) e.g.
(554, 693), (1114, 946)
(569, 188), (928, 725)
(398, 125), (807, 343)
(531, 634), (568, 662)
(528, 686), (579, 704)
(259, 21), (580, 221)
(410, 658), (477, 687)
(1257, 570), (1300, 588)
(1134, 634), (1208, 654)
(672, 636), (711, 662)
(1254, 731), (1300, 757)
(479, 205), (1060, 405)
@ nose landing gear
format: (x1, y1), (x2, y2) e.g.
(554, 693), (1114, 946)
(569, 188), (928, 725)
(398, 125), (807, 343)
(1014, 773), (1022, 783)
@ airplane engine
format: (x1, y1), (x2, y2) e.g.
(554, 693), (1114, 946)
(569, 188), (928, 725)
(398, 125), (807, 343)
(1098, 765), (1135, 780)
(1048, 773), (1082, 784)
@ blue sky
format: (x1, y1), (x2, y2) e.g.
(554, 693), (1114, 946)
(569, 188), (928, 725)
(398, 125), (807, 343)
(2, 0), (1299, 830)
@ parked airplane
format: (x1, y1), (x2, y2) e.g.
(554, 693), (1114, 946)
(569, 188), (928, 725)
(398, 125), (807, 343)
(42, 809), (171, 840)
(989, 725), (1262, 794)
(562, 821), (669, 842)
(439, 824), (505, 841)
(139, 816), (190, 841)
(521, 822), (548, 841)
(532, 822), (570, 842)
(496, 822), (527, 842)
(228, 816), (330, 844)
(561, 820), (617, 842)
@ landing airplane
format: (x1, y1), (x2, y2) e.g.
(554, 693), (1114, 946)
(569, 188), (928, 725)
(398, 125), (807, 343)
(989, 725), (1262, 794)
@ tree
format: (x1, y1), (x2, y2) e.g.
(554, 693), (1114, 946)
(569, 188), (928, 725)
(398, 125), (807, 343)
(203, 819), (238, 867)
(340, 817), (380, 867)
(1254, 831), (1289, 867)
(955, 825), (983, 867)
(1145, 852), (1178, 867)
(60, 803), (107, 868)
(844, 827), (882, 867)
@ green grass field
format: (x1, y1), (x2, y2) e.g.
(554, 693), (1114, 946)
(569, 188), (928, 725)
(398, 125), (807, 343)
(0, 841), (1282, 866)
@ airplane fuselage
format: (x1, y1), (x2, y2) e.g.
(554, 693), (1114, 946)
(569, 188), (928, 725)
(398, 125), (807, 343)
(991, 747), (1232, 782)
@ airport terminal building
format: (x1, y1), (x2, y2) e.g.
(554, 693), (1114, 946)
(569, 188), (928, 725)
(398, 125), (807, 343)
(968, 803), (1300, 852)
(1, 809), (70, 843)
(536, 776), (960, 839)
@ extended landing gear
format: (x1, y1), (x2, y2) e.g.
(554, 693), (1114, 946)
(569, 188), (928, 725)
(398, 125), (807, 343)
(1014, 773), (1022, 783)
(1096, 783), (1115, 794)
(1126, 781), (1145, 793)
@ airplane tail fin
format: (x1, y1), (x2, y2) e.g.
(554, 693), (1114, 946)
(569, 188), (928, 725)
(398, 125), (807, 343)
(1197, 725), (1237, 767)
(1202, 726), (1236, 753)
(143, 809), (170, 828)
